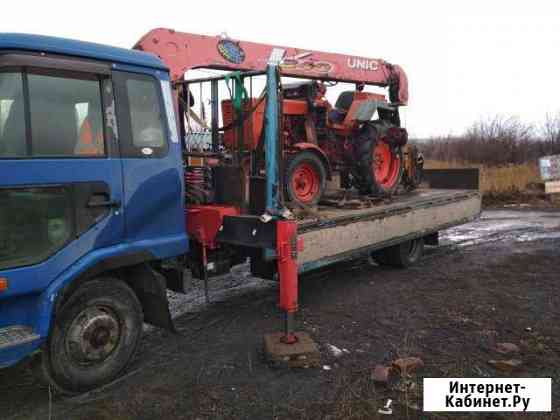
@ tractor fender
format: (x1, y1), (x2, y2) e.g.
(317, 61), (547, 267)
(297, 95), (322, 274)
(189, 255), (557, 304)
(288, 143), (332, 180)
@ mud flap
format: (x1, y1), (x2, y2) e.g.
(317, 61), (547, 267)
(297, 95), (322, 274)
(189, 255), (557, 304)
(126, 263), (176, 333)
(162, 261), (191, 294)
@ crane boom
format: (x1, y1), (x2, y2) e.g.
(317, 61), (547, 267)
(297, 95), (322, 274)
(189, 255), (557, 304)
(134, 28), (408, 105)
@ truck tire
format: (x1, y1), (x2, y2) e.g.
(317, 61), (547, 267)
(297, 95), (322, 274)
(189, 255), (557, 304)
(44, 278), (143, 394)
(285, 151), (327, 206)
(371, 238), (424, 268)
(356, 124), (403, 196)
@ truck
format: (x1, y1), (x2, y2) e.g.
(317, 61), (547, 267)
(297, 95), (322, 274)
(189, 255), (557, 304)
(0, 29), (481, 393)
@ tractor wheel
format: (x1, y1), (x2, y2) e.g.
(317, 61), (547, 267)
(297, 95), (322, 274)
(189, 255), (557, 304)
(371, 238), (424, 268)
(285, 151), (327, 207)
(357, 125), (403, 195)
(402, 145), (425, 192)
(43, 278), (143, 394)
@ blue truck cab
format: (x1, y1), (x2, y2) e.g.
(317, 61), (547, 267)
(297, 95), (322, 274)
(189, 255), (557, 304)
(0, 34), (188, 392)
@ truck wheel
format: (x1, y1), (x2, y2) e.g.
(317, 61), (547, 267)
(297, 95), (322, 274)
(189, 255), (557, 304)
(357, 125), (403, 196)
(285, 151), (326, 206)
(371, 238), (424, 268)
(44, 278), (143, 393)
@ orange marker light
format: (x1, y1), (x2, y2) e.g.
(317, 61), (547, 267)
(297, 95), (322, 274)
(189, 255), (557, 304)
(0, 277), (8, 292)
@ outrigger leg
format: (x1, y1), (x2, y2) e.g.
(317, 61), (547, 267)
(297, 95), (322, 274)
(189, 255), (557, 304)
(263, 220), (320, 367)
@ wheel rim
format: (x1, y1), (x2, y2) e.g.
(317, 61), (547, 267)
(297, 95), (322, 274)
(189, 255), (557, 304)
(372, 142), (401, 190)
(65, 306), (121, 365)
(291, 162), (320, 203)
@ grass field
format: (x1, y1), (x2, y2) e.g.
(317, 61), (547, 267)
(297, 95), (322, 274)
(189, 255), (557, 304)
(424, 159), (541, 193)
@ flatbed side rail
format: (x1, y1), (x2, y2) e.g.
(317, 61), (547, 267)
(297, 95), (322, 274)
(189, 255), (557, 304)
(298, 190), (480, 233)
(297, 190), (481, 271)
(299, 212), (478, 274)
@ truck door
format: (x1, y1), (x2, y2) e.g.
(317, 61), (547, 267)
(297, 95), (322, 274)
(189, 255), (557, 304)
(0, 55), (124, 297)
(112, 70), (185, 253)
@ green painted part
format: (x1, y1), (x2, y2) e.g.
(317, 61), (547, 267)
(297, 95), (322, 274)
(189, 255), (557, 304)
(224, 71), (248, 112)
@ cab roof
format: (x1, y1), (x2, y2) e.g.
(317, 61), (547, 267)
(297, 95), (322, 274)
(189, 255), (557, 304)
(0, 33), (167, 71)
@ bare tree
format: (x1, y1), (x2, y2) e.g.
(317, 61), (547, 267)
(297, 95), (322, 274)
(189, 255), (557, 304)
(417, 114), (560, 166)
(540, 112), (560, 156)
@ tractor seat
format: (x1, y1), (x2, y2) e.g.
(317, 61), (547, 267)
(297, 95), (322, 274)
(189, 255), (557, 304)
(329, 91), (355, 124)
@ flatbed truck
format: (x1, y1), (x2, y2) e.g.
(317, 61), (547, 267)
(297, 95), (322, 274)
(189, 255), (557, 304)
(0, 31), (480, 393)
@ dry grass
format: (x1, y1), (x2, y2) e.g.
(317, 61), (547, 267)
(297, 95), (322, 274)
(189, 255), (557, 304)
(425, 159), (541, 193)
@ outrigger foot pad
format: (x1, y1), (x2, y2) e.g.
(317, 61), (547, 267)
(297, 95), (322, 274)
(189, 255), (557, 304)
(263, 332), (320, 368)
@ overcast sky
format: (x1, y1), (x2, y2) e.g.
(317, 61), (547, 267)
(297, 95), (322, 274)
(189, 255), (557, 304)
(4, 1), (560, 138)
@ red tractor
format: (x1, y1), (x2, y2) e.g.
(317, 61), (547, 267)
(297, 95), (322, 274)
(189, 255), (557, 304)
(136, 29), (422, 207)
(222, 81), (409, 206)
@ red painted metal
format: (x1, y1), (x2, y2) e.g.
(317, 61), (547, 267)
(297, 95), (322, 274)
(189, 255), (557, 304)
(221, 99), (308, 151)
(134, 28), (408, 104)
(221, 98), (265, 151)
(276, 220), (302, 343)
(289, 142), (331, 179)
(276, 220), (299, 313)
(328, 91), (388, 136)
(373, 142), (401, 190)
(290, 142), (330, 165)
(290, 162), (321, 204)
(342, 92), (387, 129)
(282, 99), (308, 115)
(186, 205), (240, 249)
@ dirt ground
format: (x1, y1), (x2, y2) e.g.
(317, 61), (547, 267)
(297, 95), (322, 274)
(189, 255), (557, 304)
(1, 210), (559, 420)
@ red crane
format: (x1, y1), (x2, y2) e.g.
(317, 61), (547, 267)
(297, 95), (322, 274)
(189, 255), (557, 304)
(135, 28), (408, 105)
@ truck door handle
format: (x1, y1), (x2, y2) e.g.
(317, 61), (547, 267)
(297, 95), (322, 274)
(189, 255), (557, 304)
(87, 199), (121, 209)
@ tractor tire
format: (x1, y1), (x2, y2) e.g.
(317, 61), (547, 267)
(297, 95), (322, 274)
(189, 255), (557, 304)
(371, 238), (424, 268)
(356, 124), (403, 196)
(285, 151), (327, 207)
(402, 145), (425, 192)
(43, 278), (143, 394)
